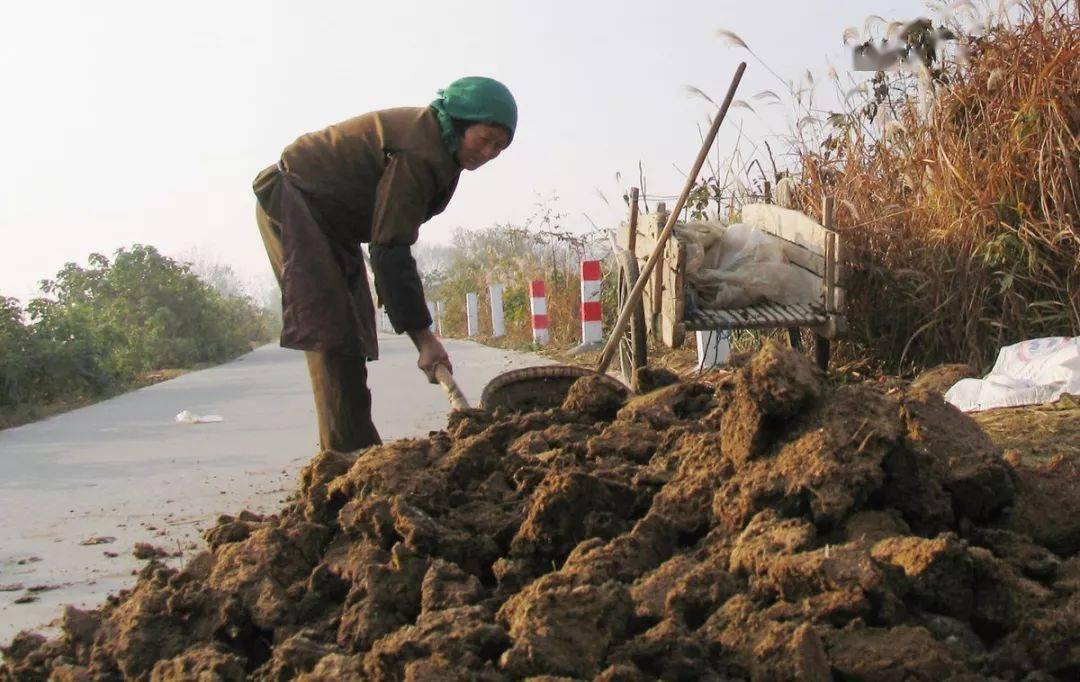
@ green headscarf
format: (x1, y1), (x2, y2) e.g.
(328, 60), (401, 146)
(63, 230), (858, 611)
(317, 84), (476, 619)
(430, 76), (518, 154)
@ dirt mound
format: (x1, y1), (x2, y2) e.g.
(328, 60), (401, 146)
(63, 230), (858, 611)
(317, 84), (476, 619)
(910, 362), (978, 395)
(4, 341), (1079, 680)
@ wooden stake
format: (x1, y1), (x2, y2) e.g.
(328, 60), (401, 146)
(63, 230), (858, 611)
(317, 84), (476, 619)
(597, 62), (747, 374)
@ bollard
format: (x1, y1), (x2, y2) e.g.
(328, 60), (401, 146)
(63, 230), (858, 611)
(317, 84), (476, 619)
(489, 284), (505, 338)
(580, 260), (603, 345)
(466, 292), (479, 337)
(529, 280), (549, 345)
(696, 329), (731, 368)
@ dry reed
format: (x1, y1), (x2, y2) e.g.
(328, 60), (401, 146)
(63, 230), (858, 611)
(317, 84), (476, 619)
(716, 1), (1079, 372)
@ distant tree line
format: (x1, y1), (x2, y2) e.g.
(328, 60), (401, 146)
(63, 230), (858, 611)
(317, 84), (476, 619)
(0, 244), (279, 422)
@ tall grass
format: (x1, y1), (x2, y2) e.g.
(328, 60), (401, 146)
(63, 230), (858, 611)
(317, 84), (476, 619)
(707, 0), (1079, 373)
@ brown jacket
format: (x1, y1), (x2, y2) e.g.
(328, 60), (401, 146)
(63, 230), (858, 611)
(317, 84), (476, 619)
(254, 107), (461, 358)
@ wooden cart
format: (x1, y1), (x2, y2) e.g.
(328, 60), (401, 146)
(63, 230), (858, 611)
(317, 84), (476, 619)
(613, 196), (846, 384)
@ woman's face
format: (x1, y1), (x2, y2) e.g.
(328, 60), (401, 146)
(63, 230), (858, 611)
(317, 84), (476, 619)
(457, 123), (510, 171)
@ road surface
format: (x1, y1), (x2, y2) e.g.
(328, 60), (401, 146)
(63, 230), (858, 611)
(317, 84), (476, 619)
(0, 335), (551, 643)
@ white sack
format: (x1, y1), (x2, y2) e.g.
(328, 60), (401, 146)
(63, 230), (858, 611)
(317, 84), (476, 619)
(681, 222), (820, 309)
(944, 337), (1080, 412)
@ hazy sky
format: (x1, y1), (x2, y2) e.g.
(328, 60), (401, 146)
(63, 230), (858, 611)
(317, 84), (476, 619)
(1, 0), (931, 303)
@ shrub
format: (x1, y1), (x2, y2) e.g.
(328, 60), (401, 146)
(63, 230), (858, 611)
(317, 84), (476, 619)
(1, 244), (277, 417)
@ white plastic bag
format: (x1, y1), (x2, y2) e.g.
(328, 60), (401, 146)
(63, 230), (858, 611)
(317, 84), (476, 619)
(683, 222), (820, 309)
(701, 261), (821, 308)
(175, 410), (224, 424)
(944, 337), (1080, 411)
(679, 221), (727, 275)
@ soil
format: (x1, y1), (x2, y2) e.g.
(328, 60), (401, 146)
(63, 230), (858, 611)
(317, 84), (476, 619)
(3, 341), (1079, 681)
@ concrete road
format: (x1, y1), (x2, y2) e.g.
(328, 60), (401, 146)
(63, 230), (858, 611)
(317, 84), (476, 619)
(0, 334), (551, 643)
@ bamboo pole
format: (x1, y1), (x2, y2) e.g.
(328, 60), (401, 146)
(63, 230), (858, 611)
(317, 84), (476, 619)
(597, 61), (747, 374)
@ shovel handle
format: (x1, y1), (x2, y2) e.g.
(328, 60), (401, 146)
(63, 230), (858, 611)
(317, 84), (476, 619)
(434, 364), (470, 411)
(597, 61), (746, 374)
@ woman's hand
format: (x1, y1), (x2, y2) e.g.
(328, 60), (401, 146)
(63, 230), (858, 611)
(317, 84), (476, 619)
(411, 328), (451, 383)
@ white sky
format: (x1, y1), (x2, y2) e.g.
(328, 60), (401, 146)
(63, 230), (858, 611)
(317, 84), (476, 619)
(1, 0), (930, 303)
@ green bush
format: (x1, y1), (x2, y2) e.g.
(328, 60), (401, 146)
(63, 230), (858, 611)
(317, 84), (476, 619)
(0, 244), (277, 416)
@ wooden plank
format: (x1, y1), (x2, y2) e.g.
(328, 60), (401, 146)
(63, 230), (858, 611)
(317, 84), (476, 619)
(832, 236), (846, 313)
(763, 302), (792, 324)
(689, 310), (712, 330)
(651, 206), (667, 333)
(660, 233), (686, 348)
(693, 299), (828, 329)
(630, 211), (662, 256)
(660, 231), (675, 347)
(821, 198), (836, 313)
(759, 302), (785, 324)
(716, 309), (738, 326)
(824, 235), (834, 311)
(779, 303), (808, 324)
(629, 211), (662, 338)
(742, 203), (830, 253)
(766, 303), (791, 324)
(756, 305), (778, 324)
(747, 305), (772, 325)
(775, 240), (828, 277)
(795, 303), (822, 319)
(642, 273), (657, 337)
(685, 303), (830, 331)
(673, 240), (685, 347)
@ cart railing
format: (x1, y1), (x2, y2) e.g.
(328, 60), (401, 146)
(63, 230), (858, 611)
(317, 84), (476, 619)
(617, 195), (846, 371)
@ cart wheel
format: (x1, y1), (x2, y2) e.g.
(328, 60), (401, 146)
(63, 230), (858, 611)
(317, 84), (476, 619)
(616, 251), (647, 389)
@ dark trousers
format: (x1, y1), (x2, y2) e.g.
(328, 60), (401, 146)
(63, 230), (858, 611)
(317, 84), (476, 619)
(256, 201), (382, 452)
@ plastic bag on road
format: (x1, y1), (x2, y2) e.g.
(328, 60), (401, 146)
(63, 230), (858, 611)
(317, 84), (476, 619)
(175, 410), (224, 424)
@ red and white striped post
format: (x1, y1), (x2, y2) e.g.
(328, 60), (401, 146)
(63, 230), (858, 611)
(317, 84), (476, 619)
(580, 260), (603, 345)
(529, 279), (549, 345)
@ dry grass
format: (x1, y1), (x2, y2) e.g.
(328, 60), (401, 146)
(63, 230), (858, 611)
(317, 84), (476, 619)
(706, 1), (1079, 374)
(791, 2), (1079, 372)
(972, 393), (1080, 463)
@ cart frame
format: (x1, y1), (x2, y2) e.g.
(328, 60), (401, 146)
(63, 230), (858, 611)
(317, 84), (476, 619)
(614, 195), (846, 382)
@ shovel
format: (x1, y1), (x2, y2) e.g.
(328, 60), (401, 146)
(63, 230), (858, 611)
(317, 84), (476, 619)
(434, 364), (470, 411)
(433, 363), (627, 413)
